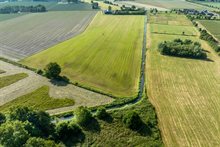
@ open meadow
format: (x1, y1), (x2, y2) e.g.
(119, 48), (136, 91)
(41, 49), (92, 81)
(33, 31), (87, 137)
(198, 20), (220, 41)
(0, 11), (96, 60)
(147, 13), (220, 146)
(22, 12), (144, 97)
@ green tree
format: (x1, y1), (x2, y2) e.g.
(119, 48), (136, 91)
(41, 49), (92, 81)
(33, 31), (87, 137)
(0, 121), (30, 147)
(9, 106), (54, 137)
(44, 62), (61, 79)
(25, 137), (58, 147)
(75, 106), (93, 126)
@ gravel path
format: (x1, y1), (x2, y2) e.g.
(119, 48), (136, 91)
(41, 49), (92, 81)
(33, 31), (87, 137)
(0, 60), (113, 114)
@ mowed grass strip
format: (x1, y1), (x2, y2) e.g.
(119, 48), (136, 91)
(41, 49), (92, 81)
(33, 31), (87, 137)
(147, 13), (220, 146)
(0, 73), (28, 88)
(22, 13), (144, 97)
(198, 20), (220, 41)
(0, 86), (75, 112)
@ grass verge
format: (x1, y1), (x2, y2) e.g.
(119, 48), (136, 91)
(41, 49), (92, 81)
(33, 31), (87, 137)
(0, 86), (75, 113)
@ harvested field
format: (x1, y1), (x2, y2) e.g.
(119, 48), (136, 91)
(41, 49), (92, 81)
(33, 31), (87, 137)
(198, 20), (220, 41)
(0, 2), (94, 11)
(22, 12), (144, 97)
(0, 11), (96, 60)
(0, 73), (28, 89)
(134, 0), (215, 10)
(116, 1), (167, 11)
(0, 60), (113, 115)
(0, 13), (27, 22)
(147, 13), (220, 146)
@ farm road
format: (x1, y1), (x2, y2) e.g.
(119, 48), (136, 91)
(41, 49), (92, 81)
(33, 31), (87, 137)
(0, 60), (113, 114)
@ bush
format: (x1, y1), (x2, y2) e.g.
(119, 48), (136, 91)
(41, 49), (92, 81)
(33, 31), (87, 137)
(158, 39), (207, 59)
(36, 69), (43, 75)
(0, 113), (6, 125)
(55, 121), (82, 142)
(44, 62), (61, 79)
(75, 106), (93, 127)
(122, 111), (143, 130)
(96, 107), (108, 119)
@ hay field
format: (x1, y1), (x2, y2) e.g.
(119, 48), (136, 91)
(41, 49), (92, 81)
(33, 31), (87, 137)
(199, 20), (220, 41)
(147, 13), (220, 146)
(0, 11), (96, 60)
(22, 13), (144, 97)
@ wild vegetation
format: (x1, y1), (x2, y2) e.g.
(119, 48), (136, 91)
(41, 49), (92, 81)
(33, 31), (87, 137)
(147, 12), (220, 146)
(0, 73), (28, 88)
(0, 92), (163, 146)
(22, 12), (144, 97)
(158, 39), (207, 59)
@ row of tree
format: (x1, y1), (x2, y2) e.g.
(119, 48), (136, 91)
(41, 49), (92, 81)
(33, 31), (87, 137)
(0, 5), (46, 14)
(200, 29), (220, 53)
(158, 39), (207, 59)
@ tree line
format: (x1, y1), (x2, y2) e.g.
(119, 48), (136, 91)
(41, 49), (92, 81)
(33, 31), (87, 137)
(0, 5), (46, 14)
(158, 39), (207, 59)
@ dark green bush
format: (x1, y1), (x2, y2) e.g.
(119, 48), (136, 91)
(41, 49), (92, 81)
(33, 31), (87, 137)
(96, 107), (108, 119)
(0, 113), (6, 125)
(55, 121), (82, 142)
(122, 111), (143, 130)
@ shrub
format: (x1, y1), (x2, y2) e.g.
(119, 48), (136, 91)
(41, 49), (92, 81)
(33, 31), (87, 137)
(44, 62), (61, 79)
(55, 121), (82, 142)
(0, 113), (6, 125)
(96, 107), (108, 119)
(36, 69), (43, 75)
(122, 111), (143, 130)
(75, 106), (93, 127)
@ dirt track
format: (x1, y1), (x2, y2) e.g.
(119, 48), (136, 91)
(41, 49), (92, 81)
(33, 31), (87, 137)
(0, 60), (113, 114)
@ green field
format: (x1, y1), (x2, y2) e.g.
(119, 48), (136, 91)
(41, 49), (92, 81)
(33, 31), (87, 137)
(147, 13), (220, 146)
(0, 73), (28, 88)
(0, 2), (94, 11)
(22, 13), (144, 97)
(0, 86), (75, 112)
(199, 20), (220, 41)
(135, 0), (215, 10)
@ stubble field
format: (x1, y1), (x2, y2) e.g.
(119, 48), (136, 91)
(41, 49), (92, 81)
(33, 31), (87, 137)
(147, 13), (220, 146)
